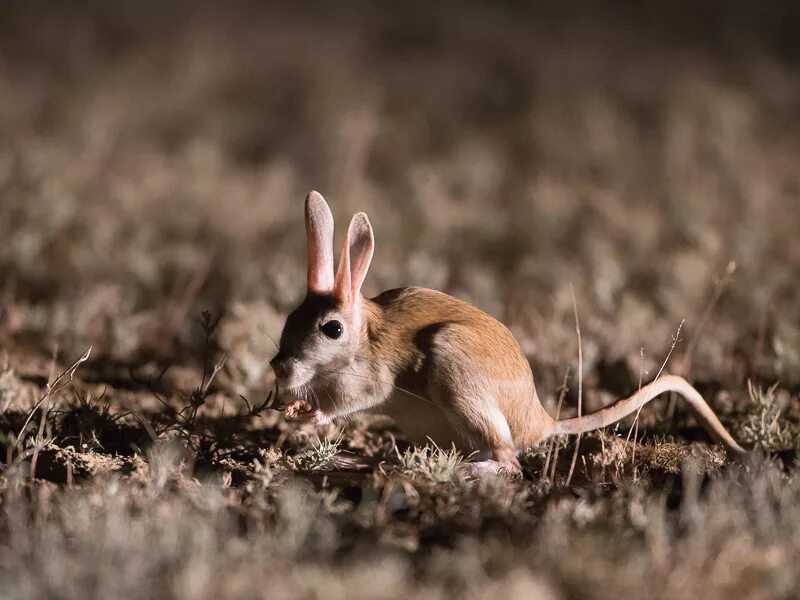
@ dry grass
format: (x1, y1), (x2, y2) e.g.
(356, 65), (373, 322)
(738, 382), (799, 452)
(1, 1), (799, 598)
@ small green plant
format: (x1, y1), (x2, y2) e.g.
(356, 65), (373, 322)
(395, 442), (465, 483)
(738, 381), (798, 452)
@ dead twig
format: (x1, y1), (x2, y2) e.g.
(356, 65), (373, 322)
(543, 368), (569, 481)
(679, 261), (736, 376)
(625, 320), (685, 450)
(14, 346), (92, 453)
(566, 284), (583, 487)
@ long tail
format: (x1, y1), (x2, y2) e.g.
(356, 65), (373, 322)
(552, 374), (745, 456)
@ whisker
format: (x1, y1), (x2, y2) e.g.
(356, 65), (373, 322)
(273, 361), (438, 413)
(313, 366), (437, 408)
(258, 325), (280, 351)
(310, 386), (321, 410)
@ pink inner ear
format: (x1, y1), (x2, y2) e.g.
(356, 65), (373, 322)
(333, 240), (352, 306)
(334, 212), (374, 306)
(306, 192), (335, 294)
(307, 232), (333, 293)
(348, 227), (373, 295)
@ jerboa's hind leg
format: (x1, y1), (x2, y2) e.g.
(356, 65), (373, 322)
(423, 322), (525, 475)
(429, 390), (522, 475)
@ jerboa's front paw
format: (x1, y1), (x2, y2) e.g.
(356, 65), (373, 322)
(285, 400), (330, 425)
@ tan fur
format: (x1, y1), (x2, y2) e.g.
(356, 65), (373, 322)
(272, 192), (746, 476)
(363, 288), (555, 450)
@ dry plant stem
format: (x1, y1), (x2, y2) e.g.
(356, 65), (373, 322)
(632, 416), (640, 479)
(631, 348), (645, 478)
(543, 368), (570, 480)
(30, 349), (58, 479)
(600, 431), (607, 481)
(681, 261), (736, 375)
(625, 321), (685, 448)
(14, 346), (92, 455)
(566, 284), (583, 487)
(133, 411), (159, 443)
(129, 365), (187, 426)
(549, 435), (560, 482)
(549, 370), (570, 482)
(667, 262), (732, 417)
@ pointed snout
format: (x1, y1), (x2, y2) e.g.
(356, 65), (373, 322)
(270, 353), (289, 380)
(270, 353), (311, 391)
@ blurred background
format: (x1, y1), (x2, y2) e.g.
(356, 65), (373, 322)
(2, 4), (800, 598)
(1, 0), (799, 403)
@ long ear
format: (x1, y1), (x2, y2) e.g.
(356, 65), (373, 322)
(333, 212), (374, 307)
(305, 191), (335, 294)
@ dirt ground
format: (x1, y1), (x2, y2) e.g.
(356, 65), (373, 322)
(1, 2), (799, 598)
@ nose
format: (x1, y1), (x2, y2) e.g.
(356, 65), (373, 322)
(270, 354), (288, 379)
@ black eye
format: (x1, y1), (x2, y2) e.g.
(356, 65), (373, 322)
(320, 320), (343, 339)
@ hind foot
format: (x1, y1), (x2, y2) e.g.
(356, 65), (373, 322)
(464, 460), (521, 478)
(464, 447), (522, 478)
